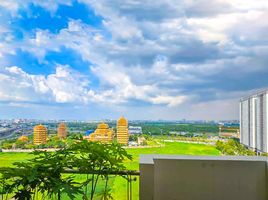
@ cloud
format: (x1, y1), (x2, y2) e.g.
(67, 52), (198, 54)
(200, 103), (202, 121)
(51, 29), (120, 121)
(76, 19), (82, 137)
(16, 0), (268, 108)
(0, 64), (187, 107)
(0, 1), (20, 14)
(0, 65), (91, 104)
(1, 0), (268, 119)
(150, 95), (188, 107)
(188, 98), (240, 120)
(0, 0), (72, 14)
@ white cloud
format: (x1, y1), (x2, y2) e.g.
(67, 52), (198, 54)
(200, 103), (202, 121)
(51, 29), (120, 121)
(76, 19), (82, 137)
(228, 0), (268, 11)
(189, 98), (239, 120)
(0, 65), (91, 104)
(0, 64), (187, 107)
(187, 10), (268, 44)
(1, 0), (268, 119)
(0, 0), (72, 14)
(17, 0), (268, 110)
(90, 62), (187, 106)
(0, 25), (16, 60)
(150, 95), (188, 107)
(0, 1), (20, 14)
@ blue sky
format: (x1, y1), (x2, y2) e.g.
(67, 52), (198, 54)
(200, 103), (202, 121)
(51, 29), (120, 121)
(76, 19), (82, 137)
(0, 0), (268, 120)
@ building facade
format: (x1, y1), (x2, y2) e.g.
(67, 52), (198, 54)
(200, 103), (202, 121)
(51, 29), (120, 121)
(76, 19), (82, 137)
(117, 116), (129, 145)
(129, 126), (142, 134)
(83, 122), (114, 143)
(57, 123), (67, 139)
(240, 90), (268, 153)
(33, 124), (47, 145)
(219, 125), (239, 138)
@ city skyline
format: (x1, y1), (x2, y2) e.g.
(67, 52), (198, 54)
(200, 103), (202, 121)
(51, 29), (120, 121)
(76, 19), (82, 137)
(0, 1), (268, 120)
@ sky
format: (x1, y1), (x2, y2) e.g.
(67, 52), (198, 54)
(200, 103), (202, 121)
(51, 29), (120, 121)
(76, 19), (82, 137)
(0, 0), (268, 120)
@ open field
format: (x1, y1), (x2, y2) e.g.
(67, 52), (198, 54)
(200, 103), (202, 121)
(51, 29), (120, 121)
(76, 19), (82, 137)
(0, 142), (220, 199)
(112, 141), (220, 199)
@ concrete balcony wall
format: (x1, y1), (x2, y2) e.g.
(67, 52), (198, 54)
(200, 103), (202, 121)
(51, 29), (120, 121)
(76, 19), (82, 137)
(139, 161), (154, 200)
(140, 155), (268, 200)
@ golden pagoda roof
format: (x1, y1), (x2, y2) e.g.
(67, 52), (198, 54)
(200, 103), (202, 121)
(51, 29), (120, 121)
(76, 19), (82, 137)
(117, 116), (128, 126)
(34, 124), (47, 130)
(18, 135), (29, 141)
(97, 122), (109, 129)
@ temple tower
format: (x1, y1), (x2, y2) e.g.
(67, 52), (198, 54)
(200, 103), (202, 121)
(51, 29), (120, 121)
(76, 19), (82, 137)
(57, 123), (67, 139)
(33, 124), (47, 145)
(117, 116), (129, 145)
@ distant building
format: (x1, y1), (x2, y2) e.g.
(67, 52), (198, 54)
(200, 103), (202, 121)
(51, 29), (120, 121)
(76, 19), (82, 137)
(179, 132), (188, 136)
(240, 90), (268, 153)
(129, 141), (138, 146)
(117, 116), (129, 145)
(18, 135), (29, 142)
(129, 126), (142, 134)
(169, 131), (187, 136)
(83, 122), (114, 143)
(219, 125), (239, 138)
(57, 123), (67, 139)
(33, 124), (47, 145)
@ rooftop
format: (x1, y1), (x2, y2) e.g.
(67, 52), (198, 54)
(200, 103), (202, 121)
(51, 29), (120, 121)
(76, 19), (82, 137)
(240, 88), (268, 101)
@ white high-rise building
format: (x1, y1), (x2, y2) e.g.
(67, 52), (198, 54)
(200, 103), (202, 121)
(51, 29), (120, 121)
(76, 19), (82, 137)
(240, 90), (268, 153)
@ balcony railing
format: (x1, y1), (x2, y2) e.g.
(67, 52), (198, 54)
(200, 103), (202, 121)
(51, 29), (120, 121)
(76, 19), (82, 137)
(2, 155), (268, 200)
(62, 169), (140, 200)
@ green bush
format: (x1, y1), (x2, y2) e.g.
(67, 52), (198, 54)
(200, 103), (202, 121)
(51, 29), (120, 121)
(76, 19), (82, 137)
(0, 140), (132, 200)
(216, 139), (255, 156)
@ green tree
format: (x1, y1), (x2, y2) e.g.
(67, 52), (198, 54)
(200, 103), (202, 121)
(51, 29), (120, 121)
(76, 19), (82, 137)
(216, 139), (256, 156)
(0, 140), (132, 200)
(15, 140), (26, 149)
(2, 143), (13, 149)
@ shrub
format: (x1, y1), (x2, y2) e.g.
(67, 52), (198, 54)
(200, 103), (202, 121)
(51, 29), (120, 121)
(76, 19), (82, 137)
(216, 139), (256, 156)
(0, 140), (132, 200)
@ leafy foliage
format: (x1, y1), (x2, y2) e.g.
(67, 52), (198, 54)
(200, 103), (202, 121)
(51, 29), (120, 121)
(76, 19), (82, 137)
(0, 140), (132, 200)
(216, 139), (255, 156)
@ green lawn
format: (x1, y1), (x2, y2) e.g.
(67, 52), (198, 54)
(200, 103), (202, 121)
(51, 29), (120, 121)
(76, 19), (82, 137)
(0, 152), (34, 167)
(123, 141), (220, 170)
(0, 142), (219, 199)
(114, 141), (220, 199)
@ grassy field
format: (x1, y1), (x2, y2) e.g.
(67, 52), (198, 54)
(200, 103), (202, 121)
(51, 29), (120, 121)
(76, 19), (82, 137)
(112, 141), (219, 199)
(0, 142), (219, 199)
(0, 152), (34, 167)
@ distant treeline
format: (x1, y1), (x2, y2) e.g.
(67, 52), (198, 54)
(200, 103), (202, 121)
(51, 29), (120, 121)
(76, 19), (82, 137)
(36, 122), (238, 136)
(139, 123), (221, 135)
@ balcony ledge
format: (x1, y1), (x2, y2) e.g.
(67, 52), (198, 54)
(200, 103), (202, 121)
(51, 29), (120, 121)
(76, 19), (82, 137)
(139, 155), (268, 200)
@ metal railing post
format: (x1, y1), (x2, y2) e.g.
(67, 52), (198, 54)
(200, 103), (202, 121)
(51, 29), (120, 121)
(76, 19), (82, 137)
(127, 175), (130, 200)
(130, 175), (132, 200)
